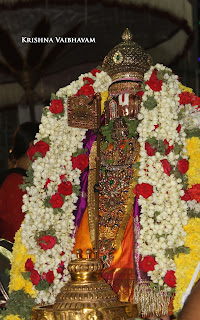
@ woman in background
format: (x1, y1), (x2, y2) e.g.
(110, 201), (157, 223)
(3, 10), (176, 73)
(0, 122), (39, 242)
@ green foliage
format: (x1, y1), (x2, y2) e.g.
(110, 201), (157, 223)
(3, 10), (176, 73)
(165, 246), (190, 259)
(101, 120), (115, 143)
(72, 184), (81, 196)
(54, 111), (65, 119)
(124, 117), (139, 138)
(143, 96), (157, 110)
(37, 228), (56, 238)
(187, 209), (200, 218)
(102, 141), (107, 150)
(22, 272), (31, 280)
(101, 166), (106, 174)
(0, 290), (36, 320)
(105, 159), (114, 165)
(50, 93), (59, 101)
(132, 162), (140, 169)
(5, 268), (10, 277)
(146, 137), (166, 155)
(123, 141), (130, 153)
(43, 196), (51, 208)
(153, 211), (160, 221)
(157, 69), (172, 81)
(177, 108), (184, 120)
(42, 137), (51, 145)
(53, 208), (65, 215)
(149, 282), (160, 293)
(72, 148), (87, 157)
(42, 107), (49, 117)
(173, 142), (183, 155)
(19, 166), (34, 191)
(185, 128), (200, 138)
(173, 164), (188, 189)
(35, 279), (50, 291)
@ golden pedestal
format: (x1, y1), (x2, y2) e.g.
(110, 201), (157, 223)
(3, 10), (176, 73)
(32, 250), (138, 320)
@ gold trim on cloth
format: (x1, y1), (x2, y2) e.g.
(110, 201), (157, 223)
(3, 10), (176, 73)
(88, 141), (97, 248)
(114, 163), (138, 250)
(0, 245), (12, 262)
(88, 138), (140, 251)
(134, 281), (171, 318)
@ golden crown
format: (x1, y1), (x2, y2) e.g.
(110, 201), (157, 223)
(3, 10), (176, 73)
(102, 28), (152, 82)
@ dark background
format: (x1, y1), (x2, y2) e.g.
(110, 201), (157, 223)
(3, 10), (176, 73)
(0, 0), (199, 171)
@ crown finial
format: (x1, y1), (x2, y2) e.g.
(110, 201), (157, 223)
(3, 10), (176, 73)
(122, 28), (133, 42)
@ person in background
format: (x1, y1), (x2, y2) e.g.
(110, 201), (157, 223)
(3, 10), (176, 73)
(177, 279), (200, 320)
(0, 122), (39, 242)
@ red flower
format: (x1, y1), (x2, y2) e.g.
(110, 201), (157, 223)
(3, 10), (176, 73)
(27, 145), (36, 161)
(57, 261), (64, 274)
(136, 90), (144, 97)
(38, 235), (57, 250)
(164, 270), (176, 288)
(58, 181), (72, 196)
(146, 69), (163, 91)
(25, 258), (34, 272)
(49, 99), (63, 114)
(192, 95), (200, 109)
(35, 141), (49, 157)
(164, 139), (173, 155)
(83, 77), (94, 85)
(181, 189), (191, 201)
(27, 140), (49, 161)
(90, 68), (101, 76)
(154, 124), (159, 130)
(161, 159), (172, 176)
(179, 92), (193, 105)
(139, 255), (157, 272)
(178, 159), (189, 174)
(30, 269), (40, 285)
(44, 178), (51, 189)
(176, 124), (181, 133)
(49, 193), (64, 208)
(72, 154), (89, 172)
(76, 83), (95, 97)
(145, 142), (156, 156)
(188, 184), (200, 203)
(133, 183), (153, 199)
(46, 270), (54, 284)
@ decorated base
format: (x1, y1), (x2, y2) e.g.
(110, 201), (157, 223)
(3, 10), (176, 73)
(31, 249), (138, 320)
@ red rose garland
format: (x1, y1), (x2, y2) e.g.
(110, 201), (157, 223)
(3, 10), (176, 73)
(58, 181), (72, 196)
(49, 99), (64, 114)
(139, 256), (157, 272)
(30, 269), (40, 286)
(161, 159), (172, 176)
(133, 183), (153, 199)
(25, 258), (34, 272)
(145, 142), (156, 156)
(27, 140), (50, 161)
(178, 159), (189, 174)
(164, 270), (176, 288)
(146, 69), (163, 92)
(49, 193), (64, 208)
(38, 235), (57, 251)
(71, 154), (89, 172)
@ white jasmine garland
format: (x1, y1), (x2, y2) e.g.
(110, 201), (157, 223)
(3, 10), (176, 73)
(20, 69), (111, 305)
(137, 63), (189, 291)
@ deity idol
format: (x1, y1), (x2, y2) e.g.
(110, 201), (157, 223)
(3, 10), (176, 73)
(4, 28), (200, 320)
(73, 29), (171, 317)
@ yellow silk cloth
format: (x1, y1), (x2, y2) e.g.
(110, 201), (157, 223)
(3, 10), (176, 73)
(73, 208), (134, 302)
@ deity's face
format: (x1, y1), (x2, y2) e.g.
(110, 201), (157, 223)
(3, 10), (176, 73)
(105, 80), (142, 124)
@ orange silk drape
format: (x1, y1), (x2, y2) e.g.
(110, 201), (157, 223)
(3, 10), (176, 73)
(73, 208), (135, 302)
